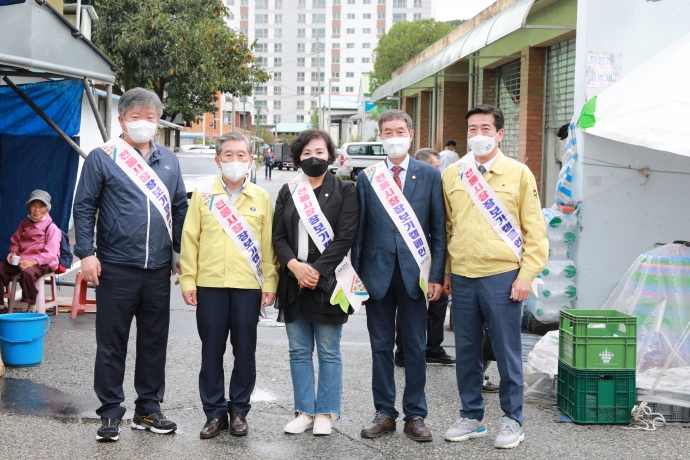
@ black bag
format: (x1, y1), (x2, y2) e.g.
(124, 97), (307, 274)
(49, 222), (73, 274)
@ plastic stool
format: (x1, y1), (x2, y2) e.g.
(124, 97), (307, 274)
(7, 272), (58, 314)
(70, 271), (96, 319)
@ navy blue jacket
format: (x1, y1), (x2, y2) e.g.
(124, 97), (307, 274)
(73, 143), (188, 270)
(352, 157), (446, 300)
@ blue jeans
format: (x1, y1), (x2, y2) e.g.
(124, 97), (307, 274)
(285, 313), (343, 419)
(451, 270), (524, 425)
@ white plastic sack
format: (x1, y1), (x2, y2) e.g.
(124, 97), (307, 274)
(524, 331), (560, 405)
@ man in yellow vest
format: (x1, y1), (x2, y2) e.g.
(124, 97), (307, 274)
(441, 104), (547, 449)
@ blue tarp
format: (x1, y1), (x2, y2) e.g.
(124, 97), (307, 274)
(0, 79), (82, 250)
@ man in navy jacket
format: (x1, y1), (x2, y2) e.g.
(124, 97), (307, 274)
(353, 110), (446, 442)
(74, 88), (188, 442)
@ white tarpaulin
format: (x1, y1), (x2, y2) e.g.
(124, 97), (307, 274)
(577, 31), (690, 157)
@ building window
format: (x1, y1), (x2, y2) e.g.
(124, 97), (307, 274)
(312, 0), (326, 7)
(274, 43), (282, 53)
(393, 0), (407, 7)
(362, 57), (370, 63)
(297, 72), (305, 81)
(275, 0), (283, 8)
(378, 13), (385, 19)
(311, 57), (325, 67)
(413, 13), (422, 20)
(240, 28), (248, 35)
(347, 0), (356, 4)
(346, 72), (355, 77)
(274, 115), (281, 124)
(227, 0), (234, 5)
(241, 0), (248, 5)
(345, 86), (354, 92)
(298, 58), (306, 67)
(346, 43), (355, 49)
(363, 13), (371, 19)
(298, 14), (306, 24)
(362, 28), (371, 34)
(255, 43), (267, 53)
(378, 0), (385, 4)
(297, 87), (305, 96)
(312, 29), (326, 39)
(273, 72), (282, 81)
(364, 0), (371, 4)
(311, 72), (325, 81)
(332, 57), (340, 63)
(310, 87), (319, 96)
(256, 100), (268, 109)
(297, 115), (305, 122)
(332, 72), (340, 78)
(377, 28), (385, 34)
(297, 43), (306, 53)
(311, 100), (317, 109)
(313, 14), (326, 23)
(363, 43), (371, 49)
(241, 14), (248, 20)
(333, 28), (341, 35)
(298, 0), (306, 9)
(346, 28), (355, 34)
(227, 12), (234, 20)
(274, 86), (281, 95)
(255, 14), (268, 23)
(259, 114), (267, 124)
(332, 43), (340, 49)
(347, 13), (355, 19)
(392, 13), (406, 24)
(333, 0), (341, 4)
(297, 29), (306, 38)
(274, 58), (282, 67)
(414, 0), (422, 7)
(273, 100), (282, 109)
(255, 29), (269, 38)
(256, 57), (267, 66)
(256, 0), (268, 9)
(274, 29), (282, 38)
(332, 86), (340, 92)
(346, 57), (354, 63)
(297, 101), (305, 110)
(255, 86), (267, 95)
(275, 14), (282, 24)
(333, 13), (341, 19)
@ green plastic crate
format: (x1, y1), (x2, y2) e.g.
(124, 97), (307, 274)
(559, 310), (637, 369)
(557, 360), (636, 424)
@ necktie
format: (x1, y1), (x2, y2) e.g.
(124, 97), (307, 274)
(391, 165), (403, 190)
(477, 164), (487, 176)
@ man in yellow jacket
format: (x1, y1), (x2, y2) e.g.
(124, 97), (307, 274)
(179, 132), (278, 439)
(441, 105), (547, 449)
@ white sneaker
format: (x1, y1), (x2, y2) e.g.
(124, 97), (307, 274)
(313, 416), (332, 436)
(284, 414), (313, 434)
(494, 417), (524, 449)
(444, 417), (488, 442)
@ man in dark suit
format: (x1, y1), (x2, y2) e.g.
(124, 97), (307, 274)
(353, 110), (446, 442)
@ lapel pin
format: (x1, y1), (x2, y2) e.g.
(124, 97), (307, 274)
(325, 193), (329, 197)
(412, 175), (416, 180)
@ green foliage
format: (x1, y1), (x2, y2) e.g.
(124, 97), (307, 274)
(370, 19), (453, 92)
(350, 135), (361, 142)
(310, 109), (319, 129)
(446, 19), (467, 28)
(91, 0), (269, 123)
(367, 130), (378, 142)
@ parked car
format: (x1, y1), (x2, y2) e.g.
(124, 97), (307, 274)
(176, 152), (256, 199)
(336, 142), (385, 180)
(180, 144), (215, 153)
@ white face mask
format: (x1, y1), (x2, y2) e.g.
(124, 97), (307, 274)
(220, 160), (249, 182)
(468, 135), (497, 157)
(381, 136), (411, 159)
(124, 120), (158, 144)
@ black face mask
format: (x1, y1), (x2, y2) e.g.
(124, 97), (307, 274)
(300, 157), (329, 177)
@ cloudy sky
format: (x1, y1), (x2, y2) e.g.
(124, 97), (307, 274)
(432, 0), (496, 21)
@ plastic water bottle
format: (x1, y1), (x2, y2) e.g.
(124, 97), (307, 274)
(541, 259), (577, 279)
(547, 225), (577, 246)
(548, 240), (570, 259)
(538, 278), (577, 300)
(526, 297), (572, 323)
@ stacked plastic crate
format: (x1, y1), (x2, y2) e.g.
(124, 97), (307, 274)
(557, 310), (637, 424)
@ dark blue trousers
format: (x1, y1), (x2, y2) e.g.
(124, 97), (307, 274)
(451, 269), (524, 425)
(196, 287), (261, 419)
(366, 259), (428, 420)
(94, 262), (171, 419)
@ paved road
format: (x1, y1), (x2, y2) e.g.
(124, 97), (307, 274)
(2, 168), (689, 458)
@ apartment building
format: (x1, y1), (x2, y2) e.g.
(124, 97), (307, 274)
(224, 0), (433, 126)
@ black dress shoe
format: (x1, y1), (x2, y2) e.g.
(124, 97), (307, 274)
(200, 417), (229, 439)
(403, 416), (432, 442)
(426, 353), (456, 364)
(229, 409), (249, 436)
(361, 412), (396, 438)
(482, 375), (499, 393)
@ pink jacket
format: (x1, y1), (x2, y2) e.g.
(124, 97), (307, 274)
(9, 213), (61, 271)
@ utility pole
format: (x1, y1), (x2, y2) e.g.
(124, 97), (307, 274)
(316, 38), (321, 130)
(243, 96), (247, 135)
(231, 95), (236, 132)
(328, 78), (332, 138)
(255, 96), (261, 141)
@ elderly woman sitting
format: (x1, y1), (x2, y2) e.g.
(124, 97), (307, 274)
(0, 190), (60, 312)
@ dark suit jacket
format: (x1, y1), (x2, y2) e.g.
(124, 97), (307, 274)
(273, 172), (359, 323)
(352, 157), (446, 300)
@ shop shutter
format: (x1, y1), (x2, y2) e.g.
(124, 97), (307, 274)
(496, 59), (521, 159)
(546, 38), (576, 129)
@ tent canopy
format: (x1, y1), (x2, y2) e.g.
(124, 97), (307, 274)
(578, 31), (690, 157)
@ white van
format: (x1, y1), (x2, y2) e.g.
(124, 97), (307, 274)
(336, 142), (385, 180)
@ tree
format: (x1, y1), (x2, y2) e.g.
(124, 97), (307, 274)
(446, 19), (467, 28)
(310, 109), (319, 129)
(370, 19), (453, 92)
(91, 0), (269, 123)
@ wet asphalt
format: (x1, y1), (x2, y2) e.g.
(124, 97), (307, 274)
(1, 168), (689, 459)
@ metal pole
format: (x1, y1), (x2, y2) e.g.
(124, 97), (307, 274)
(468, 56), (475, 111)
(231, 95), (236, 132)
(328, 78), (332, 138)
(255, 96), (261, 140)
(105, 84), (112, 139)
(82, 79), (108, 142)
(316, 39), (321, 130)
(243, 97), (247, 134)
(76, 0), (82, 32)
(3, 76), (88, 158)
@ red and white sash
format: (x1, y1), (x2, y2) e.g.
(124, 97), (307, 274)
(287, 173), (368, 313)
(100, 137), (172, 240)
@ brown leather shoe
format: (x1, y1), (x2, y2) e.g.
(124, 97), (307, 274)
(360, 412), (396, 438)
(200, 417), (228, 439)
(404, 416), (432, 442)
(229, 409), (248, 436)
